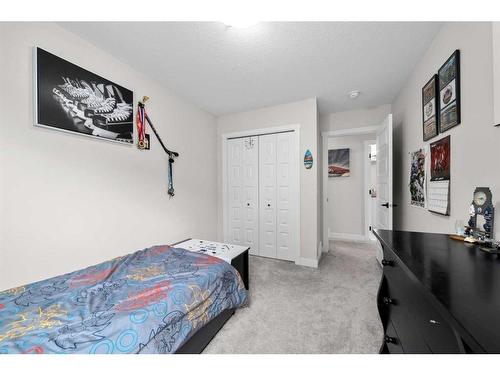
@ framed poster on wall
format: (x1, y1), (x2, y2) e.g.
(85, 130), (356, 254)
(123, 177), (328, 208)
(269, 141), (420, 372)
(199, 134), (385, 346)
(328, 148), (350, 177)
(34, 47), (134, 144)
(438, 50), (461, 133)
(422, 74), (439, 141)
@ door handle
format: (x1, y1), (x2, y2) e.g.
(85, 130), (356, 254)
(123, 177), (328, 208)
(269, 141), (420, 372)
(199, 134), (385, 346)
(381, 202), (389, 208)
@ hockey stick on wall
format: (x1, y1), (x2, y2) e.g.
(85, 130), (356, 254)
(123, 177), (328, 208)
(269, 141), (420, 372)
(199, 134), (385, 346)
(137, 96), (179, 196)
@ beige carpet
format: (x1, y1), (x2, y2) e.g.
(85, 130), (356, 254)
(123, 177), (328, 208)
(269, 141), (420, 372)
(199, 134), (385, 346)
(204, 240), (383, 353)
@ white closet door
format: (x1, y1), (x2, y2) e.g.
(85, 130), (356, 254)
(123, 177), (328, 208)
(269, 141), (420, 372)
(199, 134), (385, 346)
(276, 132), (297, 261)
(242, 137), (259, 255)
(228, 138), (244, 245)
(259, 134), (277, 258)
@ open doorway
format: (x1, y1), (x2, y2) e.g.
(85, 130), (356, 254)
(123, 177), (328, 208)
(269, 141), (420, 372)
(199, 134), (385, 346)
(324, 131), (377, 243)
(321, 115), (393, 257)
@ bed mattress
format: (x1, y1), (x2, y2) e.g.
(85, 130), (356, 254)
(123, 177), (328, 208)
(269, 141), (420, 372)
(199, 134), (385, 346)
(0, 244), (247, 354)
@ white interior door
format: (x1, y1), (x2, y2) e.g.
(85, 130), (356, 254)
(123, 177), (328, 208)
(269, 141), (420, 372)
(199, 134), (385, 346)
(228, 138), (244, 245)
(375, 114), (393, 231)
(276, 132), (298, 261)
(259, 134), (277, 258)
(242, 137), (259, 254)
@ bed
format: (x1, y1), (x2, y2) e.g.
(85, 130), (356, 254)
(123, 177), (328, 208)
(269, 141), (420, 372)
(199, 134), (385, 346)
(0, 243), (248, 354)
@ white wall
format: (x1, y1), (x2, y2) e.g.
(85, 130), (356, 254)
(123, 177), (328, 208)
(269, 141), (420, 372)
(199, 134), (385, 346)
(0, 23), (217, 290)
(392, 22), (499, 236)
(493, 22), (500, 126)
(327, 134), (375, 238)
(216, 98), (319, 264)
(320, 104), (391, 132)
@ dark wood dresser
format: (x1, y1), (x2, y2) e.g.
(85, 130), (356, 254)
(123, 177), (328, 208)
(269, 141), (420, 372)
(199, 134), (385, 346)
(374, 229), (500, 354)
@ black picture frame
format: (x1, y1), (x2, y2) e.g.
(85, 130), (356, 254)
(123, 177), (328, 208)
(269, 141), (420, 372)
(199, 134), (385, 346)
(34, 47), (134, 144)
(438, 50), (461, 133)
(422, 74), (439, 141)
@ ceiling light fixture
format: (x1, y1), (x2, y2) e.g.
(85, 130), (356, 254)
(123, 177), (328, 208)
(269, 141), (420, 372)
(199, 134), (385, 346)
(348, 90), (361, 99)
(222, 20), (259, 29)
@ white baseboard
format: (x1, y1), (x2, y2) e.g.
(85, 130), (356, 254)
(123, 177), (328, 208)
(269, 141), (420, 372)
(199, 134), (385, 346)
(328, 231), (368, 243)
(296, 256), (319, 268)
(322, 239), (329, 253)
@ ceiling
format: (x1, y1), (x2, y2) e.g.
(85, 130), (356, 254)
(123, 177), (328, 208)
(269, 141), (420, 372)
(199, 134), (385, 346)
(59, 22), (443, 116)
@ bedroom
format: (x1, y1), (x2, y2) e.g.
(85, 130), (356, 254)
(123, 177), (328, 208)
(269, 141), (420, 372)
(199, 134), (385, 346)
(1, 0), (500, 373)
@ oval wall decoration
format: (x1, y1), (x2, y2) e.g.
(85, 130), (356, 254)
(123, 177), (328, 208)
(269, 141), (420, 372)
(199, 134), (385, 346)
(304, 149), (313, 169)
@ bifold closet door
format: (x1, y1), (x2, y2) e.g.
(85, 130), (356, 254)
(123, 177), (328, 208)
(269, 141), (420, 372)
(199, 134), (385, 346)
(228, 138), (244, 245)
(227, 137), (259, 254)
(228, 132), (297, 261)
(276, 132), (297, 261)
(258, 134), (277, 258)
(242, 137), (259, 254)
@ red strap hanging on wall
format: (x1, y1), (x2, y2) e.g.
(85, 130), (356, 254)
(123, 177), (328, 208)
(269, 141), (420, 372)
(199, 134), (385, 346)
(136, 105), (146, 149)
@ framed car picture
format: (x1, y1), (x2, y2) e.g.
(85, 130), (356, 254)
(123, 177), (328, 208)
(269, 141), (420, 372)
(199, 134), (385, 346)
(438, 50), (461, 132)
(34, 47), (134, 144)
(328, 148), (350, 177)
(422, 74), (439, 141)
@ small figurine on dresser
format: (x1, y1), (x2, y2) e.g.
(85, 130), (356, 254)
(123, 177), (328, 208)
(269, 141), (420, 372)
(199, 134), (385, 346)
(463, 187), (500, 253)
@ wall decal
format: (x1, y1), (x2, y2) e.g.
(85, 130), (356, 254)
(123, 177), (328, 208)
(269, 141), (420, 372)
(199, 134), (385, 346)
(328, 148), (350, 177)
(34, 47), (133, 144)
(304, 149), (313, 169)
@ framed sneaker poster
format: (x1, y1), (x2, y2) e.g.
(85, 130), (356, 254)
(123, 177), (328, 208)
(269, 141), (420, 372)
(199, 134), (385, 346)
(34, 47), (133, 144)
(422, 74), (439, 141)
(438, 50), (461, 133)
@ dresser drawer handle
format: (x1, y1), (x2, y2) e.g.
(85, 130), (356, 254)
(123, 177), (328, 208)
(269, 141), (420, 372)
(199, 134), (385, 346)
(382, 297), (394, 305)
(381, 259), (394, 267)
(385, 335), (398, 344)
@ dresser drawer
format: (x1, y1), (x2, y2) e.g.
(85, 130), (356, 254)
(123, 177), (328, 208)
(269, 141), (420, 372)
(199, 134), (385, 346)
(409, 287), (463, 353)
(385, 320), (404, 354)
(380, 245), (462, 353)
(383, 268), (431, 353)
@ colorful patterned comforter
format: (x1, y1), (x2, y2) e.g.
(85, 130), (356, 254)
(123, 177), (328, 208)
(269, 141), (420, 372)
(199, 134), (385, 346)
(0, 245), (248, 354)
